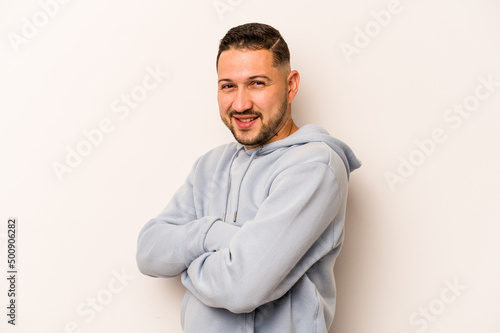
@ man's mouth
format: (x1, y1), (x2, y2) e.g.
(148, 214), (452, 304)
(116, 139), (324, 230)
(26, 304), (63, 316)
(233, 115), (259, 129)
(237, 117), (257, 123)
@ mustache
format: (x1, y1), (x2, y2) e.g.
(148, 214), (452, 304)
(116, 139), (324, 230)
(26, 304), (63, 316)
(228, 110), (262, 118)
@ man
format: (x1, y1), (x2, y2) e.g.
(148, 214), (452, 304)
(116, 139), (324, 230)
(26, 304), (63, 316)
(136, 23), (361, 333)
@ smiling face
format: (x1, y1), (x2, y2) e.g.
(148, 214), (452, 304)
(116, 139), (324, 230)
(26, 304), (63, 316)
(217, 48), (300, 149)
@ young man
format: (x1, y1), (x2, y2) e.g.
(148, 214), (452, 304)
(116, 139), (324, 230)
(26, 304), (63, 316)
(137, 23), (361, 333)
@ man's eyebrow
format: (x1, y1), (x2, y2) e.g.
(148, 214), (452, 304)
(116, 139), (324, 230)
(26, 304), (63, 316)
(218, 75), (272, 84)
(248, 75), (271, 81)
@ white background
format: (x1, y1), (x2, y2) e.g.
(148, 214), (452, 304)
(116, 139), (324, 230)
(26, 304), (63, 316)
(1, 0), (499, 332)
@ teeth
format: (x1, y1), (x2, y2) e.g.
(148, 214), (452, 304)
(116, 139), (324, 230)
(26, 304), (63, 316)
(239, 118), (256, 123)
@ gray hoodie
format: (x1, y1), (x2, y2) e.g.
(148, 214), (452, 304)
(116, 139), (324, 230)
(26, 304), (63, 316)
(137, 124), (361, 332)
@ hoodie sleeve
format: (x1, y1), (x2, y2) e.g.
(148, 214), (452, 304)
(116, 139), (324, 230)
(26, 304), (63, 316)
(136, 158), (231, 278)
(181, 149), (348, 313)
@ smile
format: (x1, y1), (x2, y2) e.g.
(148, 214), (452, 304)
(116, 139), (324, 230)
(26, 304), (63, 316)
(239, 118), (256, 123)
(233, 116), (259, 129)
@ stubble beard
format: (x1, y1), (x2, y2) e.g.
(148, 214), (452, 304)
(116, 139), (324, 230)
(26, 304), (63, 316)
(223, 93), (289, 147)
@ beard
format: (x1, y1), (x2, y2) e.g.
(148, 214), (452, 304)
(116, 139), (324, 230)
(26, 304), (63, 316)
(222, 92), (289, 147)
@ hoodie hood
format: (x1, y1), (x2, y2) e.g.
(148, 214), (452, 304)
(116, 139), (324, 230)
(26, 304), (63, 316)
(240, 124), (362, 175)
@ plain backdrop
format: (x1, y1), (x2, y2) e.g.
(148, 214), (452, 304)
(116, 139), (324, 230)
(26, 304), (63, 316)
(1, 0), (499, 332)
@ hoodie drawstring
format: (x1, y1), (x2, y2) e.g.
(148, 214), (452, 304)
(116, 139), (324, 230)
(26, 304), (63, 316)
(222, 146), (261, 223)
(222, 146), (243, 222)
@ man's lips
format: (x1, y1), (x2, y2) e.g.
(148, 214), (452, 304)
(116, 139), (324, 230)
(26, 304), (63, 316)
(232, 115), (259, 129)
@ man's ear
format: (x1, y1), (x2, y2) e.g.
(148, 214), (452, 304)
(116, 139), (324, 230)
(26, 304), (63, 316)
(287, 70), (300, 103)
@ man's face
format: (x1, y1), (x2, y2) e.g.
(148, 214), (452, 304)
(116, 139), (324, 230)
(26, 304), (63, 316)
(217, 48), (294, 149)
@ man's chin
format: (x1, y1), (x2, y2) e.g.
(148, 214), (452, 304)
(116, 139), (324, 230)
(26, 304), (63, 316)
(234, 131), (263, 147)
(235, 137), (259, 147)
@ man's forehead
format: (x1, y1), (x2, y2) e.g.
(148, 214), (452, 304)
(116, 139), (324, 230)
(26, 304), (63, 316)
(217, 48), (278, 80)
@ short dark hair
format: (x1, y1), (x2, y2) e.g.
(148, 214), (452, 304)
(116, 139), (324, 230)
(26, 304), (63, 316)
(216, 23), (290, 69)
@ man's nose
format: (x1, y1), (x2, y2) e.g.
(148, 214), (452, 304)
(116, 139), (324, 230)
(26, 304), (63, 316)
(232, 88), (253, 112)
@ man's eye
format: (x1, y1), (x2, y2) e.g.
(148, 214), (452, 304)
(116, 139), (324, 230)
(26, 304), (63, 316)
(252, 81), (265, 86)
(221, 84), (234, 89)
